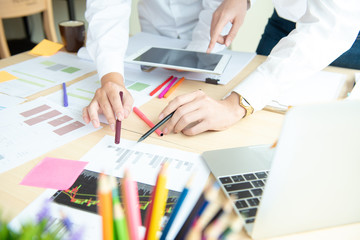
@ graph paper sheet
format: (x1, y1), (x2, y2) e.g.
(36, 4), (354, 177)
(0, 97), (100, 173)
(0, 52), (95, 97)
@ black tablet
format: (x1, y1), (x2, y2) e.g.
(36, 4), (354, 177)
(125, 46), (231, 75)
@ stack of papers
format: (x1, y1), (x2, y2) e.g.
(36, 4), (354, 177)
(266, 70), (347, 112)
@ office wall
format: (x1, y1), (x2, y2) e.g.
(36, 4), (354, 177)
(4, 0), (273, 53)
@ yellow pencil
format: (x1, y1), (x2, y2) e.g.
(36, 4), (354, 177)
(98, 173), (114, 240)
(164, 77), (185, 98)
(145, 163), (169, 240)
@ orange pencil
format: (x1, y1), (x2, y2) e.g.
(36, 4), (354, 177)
(164, 77), (185, 98)
(98, 173), (114, 240)
(144, 163), (169, 240)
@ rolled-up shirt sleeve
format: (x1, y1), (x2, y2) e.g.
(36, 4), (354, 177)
(233, 0), (360, 111)
(85, 0), (131, 79)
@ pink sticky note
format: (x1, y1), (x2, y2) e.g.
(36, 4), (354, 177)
(20, 157), (88, 190)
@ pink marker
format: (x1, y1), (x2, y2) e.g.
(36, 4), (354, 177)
(158, 77), (178, 98)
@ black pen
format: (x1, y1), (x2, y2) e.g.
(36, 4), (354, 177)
(137, 110), (175, 143)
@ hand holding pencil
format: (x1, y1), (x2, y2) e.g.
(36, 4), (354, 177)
(157, 90), (246, 136)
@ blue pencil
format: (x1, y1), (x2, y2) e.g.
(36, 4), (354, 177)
(62, 82), (68, 107)
(160, 175), (193, 240)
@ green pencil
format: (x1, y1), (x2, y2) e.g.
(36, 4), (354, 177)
(110, 176), (129, 240)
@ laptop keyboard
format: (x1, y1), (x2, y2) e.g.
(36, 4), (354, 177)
(219, 171), (269, 224)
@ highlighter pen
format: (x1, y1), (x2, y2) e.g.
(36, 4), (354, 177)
(164, 77), (184, 98)
(158, 77), (178, 98)
(150, 76), (173, 96)
(62, 82), (68, 107)
(133, 107), (163, 136)
(115, 91), (123, 144)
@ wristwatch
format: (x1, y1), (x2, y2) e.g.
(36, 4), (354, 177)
(237, 94), (254, 118)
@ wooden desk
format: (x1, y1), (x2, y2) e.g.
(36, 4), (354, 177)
(1, 52), (359, 239)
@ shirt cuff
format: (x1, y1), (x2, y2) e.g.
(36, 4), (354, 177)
(232, 70), (279, 111)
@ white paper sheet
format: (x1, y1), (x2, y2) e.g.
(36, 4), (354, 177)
(0, 52), (96, 97)
(266, 70), (346, 111)
(347, 72), (360, 100)
(10, 135), (210, 240)
(0, 93), (25, 110)
(45, 65), (177, 123)
(0, 97), (100, 173)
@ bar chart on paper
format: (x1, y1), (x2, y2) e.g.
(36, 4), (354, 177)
(0, 97), (100, 173)
(46, 68), (175, 121)
(0, 52), (96, 97)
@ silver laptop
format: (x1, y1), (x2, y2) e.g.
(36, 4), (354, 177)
(202, 100), (360, 239)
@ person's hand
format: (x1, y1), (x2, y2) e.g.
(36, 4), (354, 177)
(82, 72), (134, 131)
(158, 90), (246, 136)
(207, 0), (248, 53)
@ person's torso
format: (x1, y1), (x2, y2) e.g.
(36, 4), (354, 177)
(138, 0), (203, 40)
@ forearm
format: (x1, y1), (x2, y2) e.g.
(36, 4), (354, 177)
(85, 0), (131, 79)
(233, 0), (360, 111)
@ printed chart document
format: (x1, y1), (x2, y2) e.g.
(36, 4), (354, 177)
(46, 65), (176, 123)
(266, 70), (347, 112)
(10, 135), (210, 240)
(0, 97), (100, 173)
(0, 52), (95, 97)
(0, 93), (25, 110)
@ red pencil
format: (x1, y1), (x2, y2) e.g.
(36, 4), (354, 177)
(149, 76), (173, 96)
(133, 107), (163, 136)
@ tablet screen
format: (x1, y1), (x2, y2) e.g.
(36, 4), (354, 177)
(133, 47), (223, 71)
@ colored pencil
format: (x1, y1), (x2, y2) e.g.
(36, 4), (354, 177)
(164, 77), (184, 98)
(160, 175), (194, 240)
(122, 169), (142, 240)
(158, 77), (177, 98)
(109, 176), (129, 240)
(221, 216), (243, 240)
(150, 76), (173, 96)
(115, 91), (123, 144)
(174, 180), (214, 239)
(137, 110), (175, 143)
(144, 163), (169, 240)
(62, 82), (68, 107)
(203, 197), (234, 240)
(133, 107), (163, 137)
(98, 173), (114, 240)
(185, 187), (223, 240)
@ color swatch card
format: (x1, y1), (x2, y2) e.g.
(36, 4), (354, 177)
(0, 97), (100, 173)
(0, 52), (95, 97)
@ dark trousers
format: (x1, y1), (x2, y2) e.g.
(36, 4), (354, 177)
(256, 10), (360, 70)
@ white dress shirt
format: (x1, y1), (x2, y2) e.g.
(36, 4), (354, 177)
(233, 0), (360, 111)
(85, 0), (230, 80)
